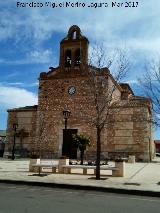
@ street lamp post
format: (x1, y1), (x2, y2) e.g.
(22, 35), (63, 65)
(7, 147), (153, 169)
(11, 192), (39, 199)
(12, 123), (18, 160)
(63, 109), (71, 129)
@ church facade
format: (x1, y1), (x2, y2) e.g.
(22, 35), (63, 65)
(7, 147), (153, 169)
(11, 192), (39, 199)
(6, 25), (154, 161)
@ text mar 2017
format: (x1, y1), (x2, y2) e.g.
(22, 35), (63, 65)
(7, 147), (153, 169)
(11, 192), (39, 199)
(112, 2), (139, 8)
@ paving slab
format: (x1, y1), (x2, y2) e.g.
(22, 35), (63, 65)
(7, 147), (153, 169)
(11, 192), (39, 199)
(0, 158), (160, 196)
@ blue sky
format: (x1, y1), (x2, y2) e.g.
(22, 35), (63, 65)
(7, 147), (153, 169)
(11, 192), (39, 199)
(0, 0), (160, 138)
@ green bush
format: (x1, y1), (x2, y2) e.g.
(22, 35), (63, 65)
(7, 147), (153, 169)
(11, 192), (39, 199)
(72, 133), (91, 165)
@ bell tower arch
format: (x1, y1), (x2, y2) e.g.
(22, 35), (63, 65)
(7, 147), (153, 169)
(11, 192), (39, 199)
(59, 25), (89, 70)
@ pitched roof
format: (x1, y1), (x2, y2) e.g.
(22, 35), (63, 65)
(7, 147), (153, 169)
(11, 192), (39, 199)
(119, 83), (134, 95)
(7, 105), (37, 112)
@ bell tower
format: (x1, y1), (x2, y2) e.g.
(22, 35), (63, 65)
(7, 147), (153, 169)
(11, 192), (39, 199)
(59, 25), (89, 70)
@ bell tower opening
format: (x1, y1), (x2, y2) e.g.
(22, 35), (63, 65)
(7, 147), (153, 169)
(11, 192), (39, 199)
(60, 25), (89, 70)
(65, 49), (72, 67)
(72, 31), (77, 40)
(75, 48), (81, 66)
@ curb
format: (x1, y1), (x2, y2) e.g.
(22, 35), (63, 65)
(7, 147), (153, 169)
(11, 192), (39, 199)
(0, 179), (160, 197)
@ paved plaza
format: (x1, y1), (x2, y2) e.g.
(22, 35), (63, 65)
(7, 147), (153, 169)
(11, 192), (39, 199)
(0, 158), (160, 196)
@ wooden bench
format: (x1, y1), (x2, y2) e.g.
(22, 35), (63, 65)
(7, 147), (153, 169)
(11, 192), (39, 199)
(31, 164), (58, 175)
(60, 165), (120, 176)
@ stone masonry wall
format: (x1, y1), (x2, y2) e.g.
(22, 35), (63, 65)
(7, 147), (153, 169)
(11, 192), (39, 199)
(102, 106), (153, 162)
(6, 108), (37, 157)
(33, 71), (153, 161)
(34, 75), (100, 158)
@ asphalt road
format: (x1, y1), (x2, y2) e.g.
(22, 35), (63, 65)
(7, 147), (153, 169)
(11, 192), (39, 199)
(0, 184), (160, 213)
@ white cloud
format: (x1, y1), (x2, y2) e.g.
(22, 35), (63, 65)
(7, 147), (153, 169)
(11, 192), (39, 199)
(0, 0), (160, 71)
(7, 82), (24, 86)
(123, 80), (139, 85)
(126, 39), (160, 53)
(1, 0), (160, 56)
(5, 72), (20, 79)
(0, 49), (52, 65)
(29, 49), (51, 63)
(0, 86), (38, 108)
(0, 81), (39, 88)
(28, 82), (39, 87)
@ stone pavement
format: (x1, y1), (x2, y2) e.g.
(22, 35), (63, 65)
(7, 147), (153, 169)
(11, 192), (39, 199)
(0, 158), (160, 196)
